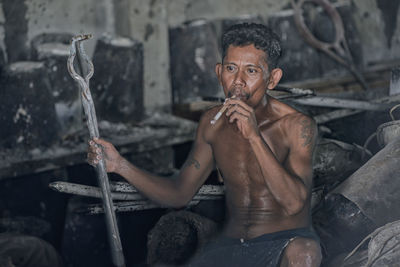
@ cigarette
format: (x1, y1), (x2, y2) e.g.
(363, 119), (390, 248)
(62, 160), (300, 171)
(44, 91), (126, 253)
(210, 96), (235, 125)
(210, 104), (229, 125)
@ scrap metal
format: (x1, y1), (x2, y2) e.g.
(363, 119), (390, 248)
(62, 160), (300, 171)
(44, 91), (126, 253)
(331, 135), (400, 227)
(50, 181), (225, 201)
(291, 0), (370, 90)
(292, 96), (390, 111)
(84, 200), (203, 215)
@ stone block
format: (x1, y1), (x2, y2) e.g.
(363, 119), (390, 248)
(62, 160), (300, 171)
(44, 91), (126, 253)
(91, 35), (144, 123)
(169, 20), (221, 104)
(33, 42), (83, 135)
(0, 62), (60, 149)
(30, 33), (73, 61)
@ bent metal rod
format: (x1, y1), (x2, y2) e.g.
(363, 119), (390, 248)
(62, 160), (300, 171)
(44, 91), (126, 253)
(67, 34), (125, 267)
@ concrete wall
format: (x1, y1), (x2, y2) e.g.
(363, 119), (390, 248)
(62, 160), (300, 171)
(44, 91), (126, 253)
(0, 0), (114, 60)
(167, 0), (290, 27)
(0, 0), (399, 112)
(114, 0), (171, 113)
(352, 0), (400, 64)
(0, 2), (5, 64)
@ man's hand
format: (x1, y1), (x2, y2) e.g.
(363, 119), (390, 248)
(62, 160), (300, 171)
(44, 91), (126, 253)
(225, 98), (260, 140)
(87, 138), (122, 173)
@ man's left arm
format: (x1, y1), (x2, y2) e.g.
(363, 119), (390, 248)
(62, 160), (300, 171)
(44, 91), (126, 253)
(249, 116), (317, 216)
(226, 99), (317, 216)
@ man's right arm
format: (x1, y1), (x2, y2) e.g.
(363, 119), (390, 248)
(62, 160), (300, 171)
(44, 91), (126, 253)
(88, 113), (215, 208)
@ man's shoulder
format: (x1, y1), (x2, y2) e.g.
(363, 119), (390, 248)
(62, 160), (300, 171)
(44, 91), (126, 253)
(265, 98), (317, 146)
(281, 111), (317, 149)
(270, 97), (315, 125)
(284, 110), (315, 125)
(196, 105), (223, 142)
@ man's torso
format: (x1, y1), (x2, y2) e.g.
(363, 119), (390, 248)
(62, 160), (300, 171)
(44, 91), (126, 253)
(204, 97), (311, 239)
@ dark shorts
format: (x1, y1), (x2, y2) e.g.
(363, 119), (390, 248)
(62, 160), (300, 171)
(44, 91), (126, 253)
(185, 227), (320, 267)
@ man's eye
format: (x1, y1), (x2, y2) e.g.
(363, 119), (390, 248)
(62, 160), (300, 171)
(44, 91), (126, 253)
(248, 68), (258, 74)
(226, 65), (235, 71)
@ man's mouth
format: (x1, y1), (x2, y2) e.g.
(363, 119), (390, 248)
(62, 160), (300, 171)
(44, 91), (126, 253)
(228, 88), (250, 100)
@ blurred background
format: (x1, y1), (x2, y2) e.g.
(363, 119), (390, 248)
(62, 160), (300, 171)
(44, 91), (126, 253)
(0, 0), (399, 266)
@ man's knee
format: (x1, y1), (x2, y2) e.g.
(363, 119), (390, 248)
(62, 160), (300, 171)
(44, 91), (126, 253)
(280, 237), (322, 267)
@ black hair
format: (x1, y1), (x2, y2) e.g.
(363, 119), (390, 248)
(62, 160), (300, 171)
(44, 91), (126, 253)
(221, 23), (282, 69)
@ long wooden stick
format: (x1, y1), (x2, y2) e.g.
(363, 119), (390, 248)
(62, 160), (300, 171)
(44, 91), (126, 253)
(67, 34), (125, 267)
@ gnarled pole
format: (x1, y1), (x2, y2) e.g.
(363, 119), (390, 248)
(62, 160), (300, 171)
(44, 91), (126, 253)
(67, 34), (125, 267)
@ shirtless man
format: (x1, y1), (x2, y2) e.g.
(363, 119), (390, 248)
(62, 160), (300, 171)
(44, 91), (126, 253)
(88, 23), (322, 266)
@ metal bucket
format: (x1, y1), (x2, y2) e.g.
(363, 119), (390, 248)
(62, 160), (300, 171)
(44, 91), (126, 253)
(377, 121), (400, 147)
(363, 104), (400, 151)
(376, 104), (400, 147)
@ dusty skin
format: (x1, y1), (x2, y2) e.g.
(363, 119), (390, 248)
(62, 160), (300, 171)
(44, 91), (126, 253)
(88, 44), (322, 266)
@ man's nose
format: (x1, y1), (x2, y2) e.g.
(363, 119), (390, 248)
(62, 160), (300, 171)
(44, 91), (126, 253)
(233, 71), (245, 86)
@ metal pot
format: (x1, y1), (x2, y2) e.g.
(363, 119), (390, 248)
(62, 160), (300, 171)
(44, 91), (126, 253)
(376, 104), (400, 147)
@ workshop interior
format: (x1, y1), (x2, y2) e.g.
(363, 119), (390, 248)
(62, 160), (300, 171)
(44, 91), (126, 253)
(0, 0), (400, 266)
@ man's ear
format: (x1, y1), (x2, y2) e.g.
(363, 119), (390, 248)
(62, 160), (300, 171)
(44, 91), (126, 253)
(215, 63), (222, 83)
(267, 68), (283, 90)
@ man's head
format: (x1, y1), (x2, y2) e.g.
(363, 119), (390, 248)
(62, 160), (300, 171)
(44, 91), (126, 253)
(221, 23), (282, 70)
(216, 23), (283, 107)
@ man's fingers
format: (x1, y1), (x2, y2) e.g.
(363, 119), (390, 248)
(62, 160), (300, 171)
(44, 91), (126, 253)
(229, 112), (247, 123)
(87, 139), (104, 167)
(88, 151), (102, 158)
(87, 142), (102, 154)
(93, 137), (110, 148)
(87, 155), (99, 166)
(88, 144), (97, 153)
(226, 105), (250, 117)
(226, 99), (252, 112)
(87, 158), (98, 166)
(90, 160), (99, 166)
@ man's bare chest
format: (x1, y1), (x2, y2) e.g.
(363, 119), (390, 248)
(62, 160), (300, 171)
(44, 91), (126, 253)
(213, 122), (287, 158)
(211, 123), (289, 179)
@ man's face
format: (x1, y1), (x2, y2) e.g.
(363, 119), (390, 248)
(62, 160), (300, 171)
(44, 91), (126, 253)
(216, 44), (272, 107)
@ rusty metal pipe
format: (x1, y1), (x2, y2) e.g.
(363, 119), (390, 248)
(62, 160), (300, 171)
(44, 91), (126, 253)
(67, 34), (125, 267)
(49, 181), (225, 201)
